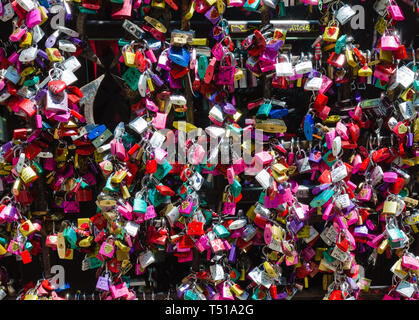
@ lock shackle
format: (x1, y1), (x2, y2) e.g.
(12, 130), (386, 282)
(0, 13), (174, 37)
(220, 51), (235, 66)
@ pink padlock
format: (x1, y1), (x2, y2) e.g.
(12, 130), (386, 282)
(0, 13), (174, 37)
(401, 255), (419, 270)
(110, 282), (129, 299)
(233, 157), (247, 174)
(118, 204), (133, 221)
(277, 187), (293, 204)
(26, 8), (42, 28)
(346, 209), (359, 226)
(152, 112), (167, 129)
(322, 200), (334, 221)
(9, 28), (26, 42)
(144, 205), (156, 220)
(111, 139), (126, 160)
(351, 154), (362, 174)
(226, 167), (235, 184)
(154, 147), (167, 163)
(388, 0), (405, 21)
(8, 52), (19, 64)
(264, 194), (280, 208)
(145, 98), (159, 112)
(383, 171), (398, 183)
(319, 75), (333, 94)
(223, 201), (236, 215)
(325, 129), (336, 149)
(335, 121), (349, 140)
(357, 184), (372, 201)
(380, 34), (400, 51)
(254, 151), (273, 166)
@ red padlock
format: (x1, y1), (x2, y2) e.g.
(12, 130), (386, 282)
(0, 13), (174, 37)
(145, 159), (157, 174)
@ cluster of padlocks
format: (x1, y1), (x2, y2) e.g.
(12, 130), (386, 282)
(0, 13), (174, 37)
(0, 0), (418, 300)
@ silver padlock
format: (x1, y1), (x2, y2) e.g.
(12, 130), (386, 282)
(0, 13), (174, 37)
(209, 104), (225, 122)
(149, 131), (166, 149)
(331, 162), (348, 183)
(124, 221), (139, 237)
(0, 3), (15, 22)
(255, 169), (272, 189)
(304, 76), (322, 91)
(61, 56), (81, 72)
(58, 40), (77, 53)
(129, 116), (148, 135)
(335, 193), (350, 209)
(46, 90), (68, 112)
(19, 47), (38, 63)
(336, 4), (356, 25)
(332, 135), (342, 157)
(138, 73), (147, 97)
(388, 65), (415, 90)
(275, 54), (293, 77)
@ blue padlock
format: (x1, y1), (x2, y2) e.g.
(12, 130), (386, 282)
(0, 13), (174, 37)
(304, 114), (314, 141)
(270, 108), (289, 118)
(87, 124), (106, 140)
(168, 46), (190, 68)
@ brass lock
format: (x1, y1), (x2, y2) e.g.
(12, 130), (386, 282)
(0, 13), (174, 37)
(383, 200), (398, 215)
(111, 169), (128, 184)
(19, 220), (36, 237)
(20, 166), (38, 184)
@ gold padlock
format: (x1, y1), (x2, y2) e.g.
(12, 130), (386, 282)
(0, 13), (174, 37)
(121, 185), (131, 199)
(150, 0), (166, 9)
(383, 200), (398, 215)
(116, 248), (130, 261)
(377, 239), (389, 254)
(400, 88), (414, 101)
(20, 166), (38, 184)
(12, 177), (21, 196)
(64, 248), (73, 260)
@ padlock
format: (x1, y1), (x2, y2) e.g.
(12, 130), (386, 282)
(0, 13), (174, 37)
(323, 20), (340, 42)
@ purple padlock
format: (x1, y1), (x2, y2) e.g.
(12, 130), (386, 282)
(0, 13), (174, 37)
(221, 102), (236, 115)
(289, 218), (304, 234)
(383, 171), (398, 183)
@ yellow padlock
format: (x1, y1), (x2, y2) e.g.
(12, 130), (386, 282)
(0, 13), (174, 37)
(400, 88), (414, 101)
(78, 236), (93, 248)
(358, 65), (372, 77)
(20, 166), (38, 184)
(12, 177), (21, 196)
(45, 48), (63, 62)
(19, 220), (36, 237)
(64, 248), (74, 260)
(150, 0), (166, 9)
(230, 283), (244, 296)
(345, 47), (357, 67)
(111, 169), (128, 184)
(0, 243), (7, 255)
(19, 32), (32, 48)
(115, 240), (130, 253)
(263, 261), (277, 278)
(39, 6), (48, 24)
(184, 1), (195, 20)
(322, 20), (340, 42)
(123, 48), (136, 68)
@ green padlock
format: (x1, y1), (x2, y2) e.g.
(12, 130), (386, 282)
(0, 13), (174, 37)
(256, 100), (272, 119)
(63, 227), (77, 249)
(214, 224), (230, 238)
(335, 35), (347, 54)
(154, 160), (172, 180)
(184, 289), (198, 300)
(310, 187), (335, 208)
(122, 67), (141, 91)
(104, 176), (120, 192)
(243, 0), (261, 11)
(230, 179), (242, 198)
(198, 55), (208, 80)
(23, 76), (39, 87)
